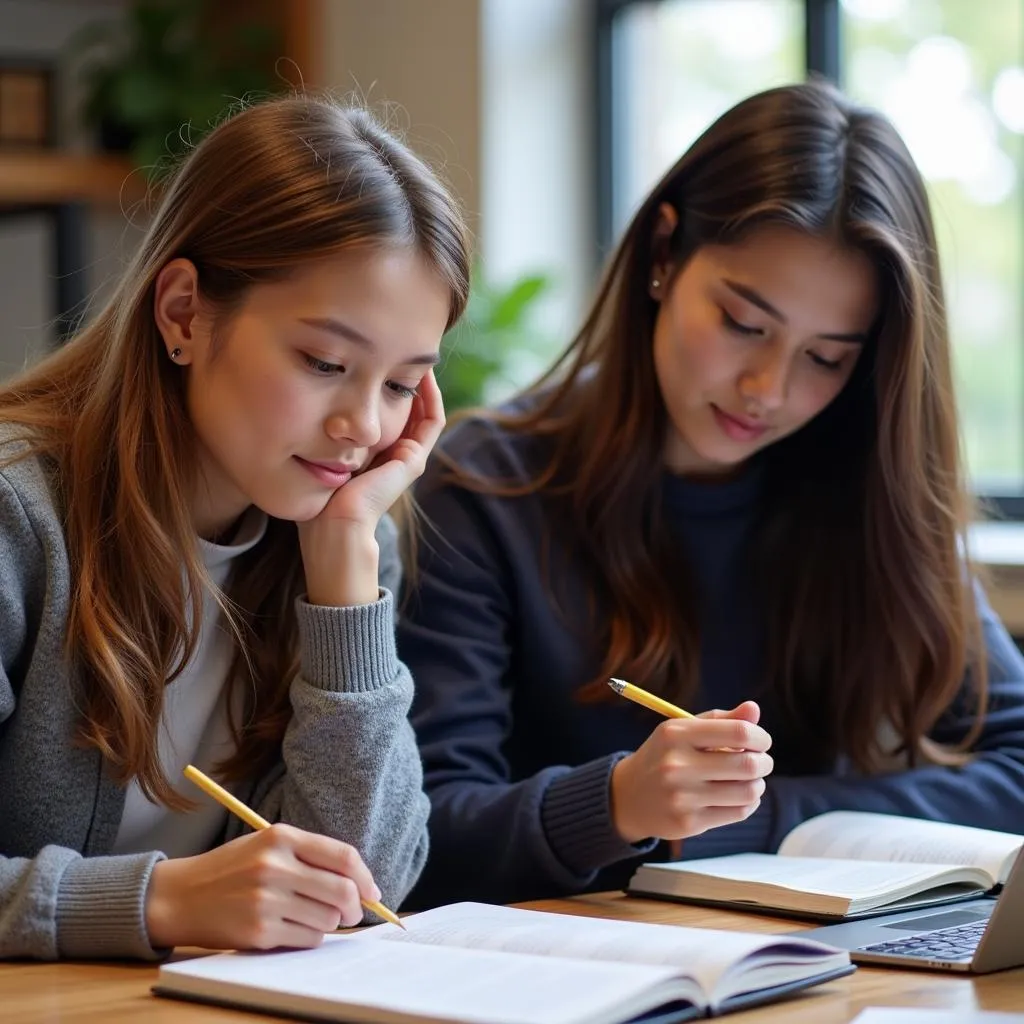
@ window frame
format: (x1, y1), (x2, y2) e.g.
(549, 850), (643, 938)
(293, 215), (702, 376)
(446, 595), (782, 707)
(594, 0), (1023, 517)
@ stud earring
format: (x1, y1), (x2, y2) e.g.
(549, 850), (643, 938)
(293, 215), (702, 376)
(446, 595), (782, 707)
(651, 279), (660, 289)
(170, 347), (182, 361)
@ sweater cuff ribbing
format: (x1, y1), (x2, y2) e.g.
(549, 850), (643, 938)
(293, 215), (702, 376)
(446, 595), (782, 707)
(56, 851), (166, 960)
(295, 589), (400, 693)
(541, 754), (658, 876)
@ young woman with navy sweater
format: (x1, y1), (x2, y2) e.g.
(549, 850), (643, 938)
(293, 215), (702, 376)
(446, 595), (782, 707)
(397, 80), (1024, 909)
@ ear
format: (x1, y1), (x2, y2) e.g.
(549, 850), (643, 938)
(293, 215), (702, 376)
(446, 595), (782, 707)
(153, 258), (202, 364)
(649, 202), (680, 301)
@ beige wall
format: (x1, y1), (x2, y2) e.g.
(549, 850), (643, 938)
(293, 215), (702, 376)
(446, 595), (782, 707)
(319, 0), (482, 231)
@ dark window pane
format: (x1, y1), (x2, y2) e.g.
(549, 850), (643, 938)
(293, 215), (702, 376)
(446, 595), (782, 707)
(609, 0), (803, 234)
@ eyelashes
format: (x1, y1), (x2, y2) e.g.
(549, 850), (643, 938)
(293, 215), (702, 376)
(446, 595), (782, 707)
(721, 309), (762, 336)
(808, 353), (843, 371)
(719, 309), (845, 372)
(301, 353), (420, 397)
(302, 353), (345, 375)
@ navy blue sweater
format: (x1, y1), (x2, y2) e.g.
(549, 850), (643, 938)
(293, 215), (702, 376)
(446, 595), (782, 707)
(398, 413), (1024, 909)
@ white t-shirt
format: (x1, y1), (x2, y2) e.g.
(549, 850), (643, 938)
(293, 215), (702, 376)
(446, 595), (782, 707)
(112, 507), (268, 858)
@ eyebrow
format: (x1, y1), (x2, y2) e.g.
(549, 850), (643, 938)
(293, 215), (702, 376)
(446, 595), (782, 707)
(299, 316), (441, 365)
(722, 279), (869, 344)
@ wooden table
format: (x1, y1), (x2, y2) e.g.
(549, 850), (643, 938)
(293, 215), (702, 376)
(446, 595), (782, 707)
(4, 891), (1023, 1023)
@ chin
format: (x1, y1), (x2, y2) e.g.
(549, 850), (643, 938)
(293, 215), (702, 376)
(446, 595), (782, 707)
(714, 445), (754, 466)
(251, 491), (333, 524)
(684, 437), (760, 475)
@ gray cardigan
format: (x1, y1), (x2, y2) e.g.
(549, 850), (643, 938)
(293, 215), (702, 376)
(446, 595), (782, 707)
(0, 432), (429, 960)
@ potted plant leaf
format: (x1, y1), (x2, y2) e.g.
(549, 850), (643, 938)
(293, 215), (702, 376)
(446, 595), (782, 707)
(438, 268), (555, 412)
(68, 0), (279, 170)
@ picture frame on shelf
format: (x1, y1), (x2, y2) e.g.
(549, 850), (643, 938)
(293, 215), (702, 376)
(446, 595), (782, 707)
(0, 57), (56, 149)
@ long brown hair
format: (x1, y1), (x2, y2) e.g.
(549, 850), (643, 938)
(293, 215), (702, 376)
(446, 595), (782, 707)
(443, 80), (984, 773)
(0, 95), (470, 807)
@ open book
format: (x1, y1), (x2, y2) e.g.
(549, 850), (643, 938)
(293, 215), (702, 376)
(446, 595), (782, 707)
(154, 902), (852, 1024)
(629, 811), (1024, 921)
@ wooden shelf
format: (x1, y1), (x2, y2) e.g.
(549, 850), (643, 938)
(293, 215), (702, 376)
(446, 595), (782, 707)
(0, 0), (318, 210)
(0, 152), (147, 207)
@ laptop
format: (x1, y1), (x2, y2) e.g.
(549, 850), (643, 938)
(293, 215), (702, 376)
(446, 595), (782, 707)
(796, 848), (1024, 973)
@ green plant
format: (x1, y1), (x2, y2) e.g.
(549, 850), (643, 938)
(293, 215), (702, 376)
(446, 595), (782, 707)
(438, 269), (554, 412)
(69, 0), (278, 169)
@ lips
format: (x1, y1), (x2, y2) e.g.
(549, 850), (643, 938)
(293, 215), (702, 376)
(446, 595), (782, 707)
(711, 404), (769, 442)
(304, 458), (360, 474)
(293, 456), (359, 488)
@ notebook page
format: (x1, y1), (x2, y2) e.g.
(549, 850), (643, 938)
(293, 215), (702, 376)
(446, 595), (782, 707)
(778, 811), (1022, 882)
(654, 852), (988, 898)
(160, 935), (689, 1024)
(360, 901), (834, 999)
(852, 1011), (1024, 1024)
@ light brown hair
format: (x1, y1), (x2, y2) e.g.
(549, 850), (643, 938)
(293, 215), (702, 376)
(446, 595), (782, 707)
(442, 80), (983, 774)
(0, 95), (470, 807)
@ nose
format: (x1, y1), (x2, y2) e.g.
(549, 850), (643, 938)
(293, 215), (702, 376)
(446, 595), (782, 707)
(324, 391), (381, 449)
(739, 348), (788, 413)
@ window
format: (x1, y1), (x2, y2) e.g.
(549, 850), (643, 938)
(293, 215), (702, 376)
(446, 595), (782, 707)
(598, 0), (1024, 504)
(600, 0), (804, 236)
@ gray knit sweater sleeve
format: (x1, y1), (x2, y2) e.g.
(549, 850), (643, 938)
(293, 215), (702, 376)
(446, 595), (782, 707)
(0, 436), (426, 959)
(231, 515), (431, 916)
(0, 463), (168, 961)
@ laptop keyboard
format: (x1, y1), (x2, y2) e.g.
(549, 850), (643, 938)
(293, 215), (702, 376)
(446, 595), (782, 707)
(859, 919), (987, 962)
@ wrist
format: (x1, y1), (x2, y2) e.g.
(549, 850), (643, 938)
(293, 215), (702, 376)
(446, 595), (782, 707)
(304, 524), (380, 606)
(145, 859), (182, 949)
(610, 754), (647, 844)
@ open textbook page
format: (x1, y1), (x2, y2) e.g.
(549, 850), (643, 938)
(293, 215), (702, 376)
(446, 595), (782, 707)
(155, 902), (851, 1024)
(629, 852), (992, 918)
(360, 902), (849, 1005)
(778, 811), (1023, 884)
(628, 811), (1023, 920)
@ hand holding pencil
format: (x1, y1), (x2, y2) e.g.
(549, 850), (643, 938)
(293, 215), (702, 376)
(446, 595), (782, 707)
(143, 765), (402, 952)
(607, 678), (774, 845)
(183, 765), (403, 929)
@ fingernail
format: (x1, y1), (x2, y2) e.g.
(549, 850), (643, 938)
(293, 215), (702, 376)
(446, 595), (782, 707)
(371, 885), (382, 902)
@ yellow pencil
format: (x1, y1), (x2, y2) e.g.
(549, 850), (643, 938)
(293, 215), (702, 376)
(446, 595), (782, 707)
(183, 764), (405, 930)
(608, 677), (695, 719)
